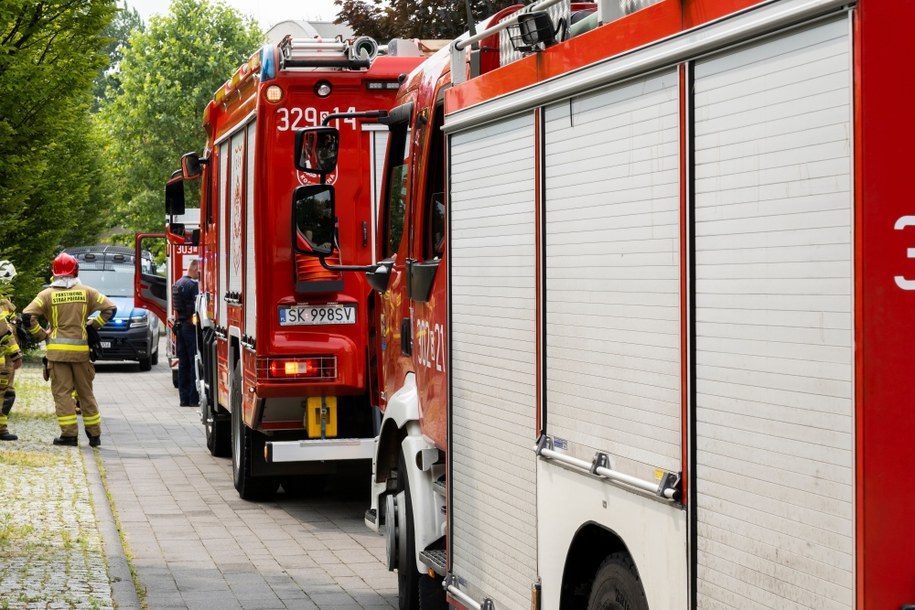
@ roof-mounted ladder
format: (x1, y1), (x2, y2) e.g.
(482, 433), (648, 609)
(278, 35), (380, 70)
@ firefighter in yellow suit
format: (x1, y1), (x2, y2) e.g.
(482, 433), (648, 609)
(22, 253), (116, 447)
(0, 260), (22, 441)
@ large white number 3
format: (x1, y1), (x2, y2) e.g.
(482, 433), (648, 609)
(895, 215), (915, 290)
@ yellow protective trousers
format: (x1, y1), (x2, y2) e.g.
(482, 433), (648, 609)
(0, 359), (14, 434)
(49, 361), (101, 437)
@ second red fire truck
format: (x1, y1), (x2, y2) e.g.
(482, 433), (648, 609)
(294, 0), (915, 608)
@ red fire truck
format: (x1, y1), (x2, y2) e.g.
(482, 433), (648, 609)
(136, 207), (200, 388)
(295, 0), (915, 608)
(152, 36), (427, 500)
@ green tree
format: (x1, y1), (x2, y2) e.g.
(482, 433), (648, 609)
(0, 0), (118, 307)
(97, 0), (263, 234)
(93, 2), (144, 111)
(335, 0), (518, 40)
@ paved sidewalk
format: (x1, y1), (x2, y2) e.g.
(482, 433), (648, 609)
(0, 347), (399, 609)
(94, 349), (397, 610)
(0, 362), (115, 609)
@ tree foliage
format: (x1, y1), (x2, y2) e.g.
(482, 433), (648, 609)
(93, 2), (143, 111)
(97, 0), (263, 234)
(0, 0), (118, 307)
(334, 0), (519, 40)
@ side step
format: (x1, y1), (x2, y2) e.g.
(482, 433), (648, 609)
(365, 508), (378, 528)
(419, 549), (446, 577)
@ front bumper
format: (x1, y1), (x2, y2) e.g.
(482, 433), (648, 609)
(265, 438), (375, 463)
(97, 325), (151, 362)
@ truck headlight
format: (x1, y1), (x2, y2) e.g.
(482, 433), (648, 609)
(129, 315), (148, 328)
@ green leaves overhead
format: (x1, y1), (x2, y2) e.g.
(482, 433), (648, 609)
(96, 0), (264, 234)
(0, 0), (118, 305)
(0, 0), (262, 308)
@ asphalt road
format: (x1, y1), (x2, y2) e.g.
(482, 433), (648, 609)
(91, 341), (397, 610)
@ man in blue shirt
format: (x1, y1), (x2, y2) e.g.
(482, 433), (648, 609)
(173, 260), (199, 407)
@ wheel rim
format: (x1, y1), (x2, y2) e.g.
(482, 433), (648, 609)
(231, 385), (241, 484)
(385, 493), (398, 571)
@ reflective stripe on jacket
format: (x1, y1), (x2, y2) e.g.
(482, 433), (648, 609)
(23, 284), (116, 362)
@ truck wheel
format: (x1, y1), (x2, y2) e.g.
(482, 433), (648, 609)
(171, 370), (179, 388)
(395, 451), (420, 610)
(586, 553), (649, 610)
(230, 362), (276, 500)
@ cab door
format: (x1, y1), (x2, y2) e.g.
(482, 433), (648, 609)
(135, 233), (167, 323)
(373, 102), (415, 406)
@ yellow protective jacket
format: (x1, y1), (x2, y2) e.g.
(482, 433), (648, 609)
(23, 283), (116, 362)
(0, 299), (20, 368)
(0, 318), (19, 368)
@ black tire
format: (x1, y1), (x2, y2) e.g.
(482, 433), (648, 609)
(586, 553), (649, 610)
(230, 362), (276, 500)
(150, 339), (158, 366)
(171, 369), (179, 388)
(397, 451), (420, 610)
(138, 356), (151, 372)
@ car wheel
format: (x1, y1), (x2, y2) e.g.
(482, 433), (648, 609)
(138, 356), (151, 372)
(150, 335), (158, 366)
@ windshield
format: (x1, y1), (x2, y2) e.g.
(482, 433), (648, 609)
(79, 269), (134, 298)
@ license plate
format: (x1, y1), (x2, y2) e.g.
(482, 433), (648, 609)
(278, 304), (356, 326)
(100, 341), (111, 349)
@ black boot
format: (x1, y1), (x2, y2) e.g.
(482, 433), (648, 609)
(88, 435), (101, 447)
(53, 436), (78, 446)
(0, 432), (17, 441)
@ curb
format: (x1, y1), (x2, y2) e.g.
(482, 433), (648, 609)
(82, 444), (142, 609)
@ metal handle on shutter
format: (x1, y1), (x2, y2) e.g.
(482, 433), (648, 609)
(443, 574), (495, 610)
(534, 435), (681, 501)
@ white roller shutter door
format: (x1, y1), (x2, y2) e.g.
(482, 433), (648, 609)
(228, 131), (244, 296)
(217, 141), (228, 324)
(693, 17), (854, 609)
(245, 122), (256, 336)
(543, 69), (682, 479)
(449, 111), (538, 608)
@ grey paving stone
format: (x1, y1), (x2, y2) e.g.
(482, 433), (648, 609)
(4, 343), (401, 609)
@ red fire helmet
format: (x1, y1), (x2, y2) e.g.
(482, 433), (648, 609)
(52, 253), (79, 277)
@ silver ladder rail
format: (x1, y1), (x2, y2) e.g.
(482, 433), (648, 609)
(449, 0), (568, 84)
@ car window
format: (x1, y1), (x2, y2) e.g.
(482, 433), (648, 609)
(79, 270), (135, 298)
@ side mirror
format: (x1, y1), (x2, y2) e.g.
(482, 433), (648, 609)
(181, 152), (205, 179)
(294, 127), (339, 175)
(367, 263), (391, 293)
(165, 175), (186, 216)
(292, 184), (336, 257)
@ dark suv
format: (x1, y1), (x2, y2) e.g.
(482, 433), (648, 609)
(65, 246), (161, 371)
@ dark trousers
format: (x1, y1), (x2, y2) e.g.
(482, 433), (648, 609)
(175, 323), (199, 405)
